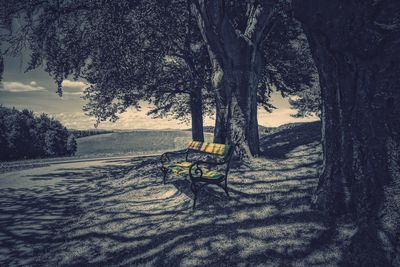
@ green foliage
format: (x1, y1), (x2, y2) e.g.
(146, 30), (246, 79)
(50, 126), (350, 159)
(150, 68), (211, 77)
(0, 106), (75, 161)
(260, 15), (318, 107)
(0, 0), (319, 126)
(288, 77), (321, 118)
(0, 0), (213, 126)
(257, 14), (321, 116)
(80, 0), (214, 125)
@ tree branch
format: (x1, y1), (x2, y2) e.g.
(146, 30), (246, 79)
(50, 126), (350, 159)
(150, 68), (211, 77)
(245, 1), (277, 46)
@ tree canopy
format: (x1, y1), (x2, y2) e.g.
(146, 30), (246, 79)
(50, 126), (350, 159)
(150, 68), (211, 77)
(0, 0), (317, 155)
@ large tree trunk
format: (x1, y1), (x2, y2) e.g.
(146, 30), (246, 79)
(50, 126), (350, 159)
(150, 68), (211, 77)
(211, 59), (261, 156)
(208, 51), (261, 155)
(189, 88), (204, 142)
(191, 1), (273, 156)
(294, 1), (400, 265)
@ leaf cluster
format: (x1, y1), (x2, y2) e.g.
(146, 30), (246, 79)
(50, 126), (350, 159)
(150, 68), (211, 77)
(0, 105), (76, 160)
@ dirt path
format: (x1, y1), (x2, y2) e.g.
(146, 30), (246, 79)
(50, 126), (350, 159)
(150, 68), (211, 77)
(0, 157), (135, 266)
(1, 124), (349, 266)
(0, 156), (141, 189)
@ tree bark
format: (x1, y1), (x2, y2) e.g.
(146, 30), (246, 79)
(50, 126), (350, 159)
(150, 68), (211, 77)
(191, 1), (274, 156)
(189, 88), (204, 142)
(211, 55), (261, 156)
(294, 0), (400, 265)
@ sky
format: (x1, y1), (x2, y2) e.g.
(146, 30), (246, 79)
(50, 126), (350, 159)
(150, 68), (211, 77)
(0, 53), (318, 130)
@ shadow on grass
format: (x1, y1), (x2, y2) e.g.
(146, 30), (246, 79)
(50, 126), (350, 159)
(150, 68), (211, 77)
(260, 121), (321, 159)
(0, 123), (337, 266)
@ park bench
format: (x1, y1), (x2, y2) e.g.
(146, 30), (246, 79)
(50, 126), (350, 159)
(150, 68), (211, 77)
(160, 141), (236, 209)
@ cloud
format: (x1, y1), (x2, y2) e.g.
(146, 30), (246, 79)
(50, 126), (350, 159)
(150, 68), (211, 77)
(62, 80), (87, 90)
(62, 91), (85, 95)
(60, 79), (88, 95)
(1, 81), (46, 92)
(52, 109), (192, 130)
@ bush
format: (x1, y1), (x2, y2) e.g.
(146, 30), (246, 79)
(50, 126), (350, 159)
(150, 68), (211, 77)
(0, 106), (77, 161)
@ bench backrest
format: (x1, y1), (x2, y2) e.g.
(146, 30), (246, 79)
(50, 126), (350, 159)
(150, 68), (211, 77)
(187, 141), (231, 158)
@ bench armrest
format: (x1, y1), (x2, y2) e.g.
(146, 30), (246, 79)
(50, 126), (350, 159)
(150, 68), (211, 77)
(160, 149), (188, 164)
(188, 160), (227, 179)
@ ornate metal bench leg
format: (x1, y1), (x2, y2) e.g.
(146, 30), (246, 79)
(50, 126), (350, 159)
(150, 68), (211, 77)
(190, 182), (198, 210)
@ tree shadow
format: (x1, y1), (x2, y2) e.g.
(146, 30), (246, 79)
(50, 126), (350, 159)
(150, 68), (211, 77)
(0, 123), (342, 266)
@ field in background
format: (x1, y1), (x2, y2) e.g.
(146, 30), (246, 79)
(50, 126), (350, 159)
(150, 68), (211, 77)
(75, 124), (318, 157)
(0, 123), (320, 174)
(76, 130), (213, 156)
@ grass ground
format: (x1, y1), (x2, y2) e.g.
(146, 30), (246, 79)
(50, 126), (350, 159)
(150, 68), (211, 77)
(0, 121), (354, 266)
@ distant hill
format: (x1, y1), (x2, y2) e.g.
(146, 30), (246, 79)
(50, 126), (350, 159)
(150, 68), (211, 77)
(202, 125), (272, 134)
(75, 122), (321, 157)
(76, 130), (213, 156)
(69, 129), (114, 139)
(260, 121), (322, 158)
